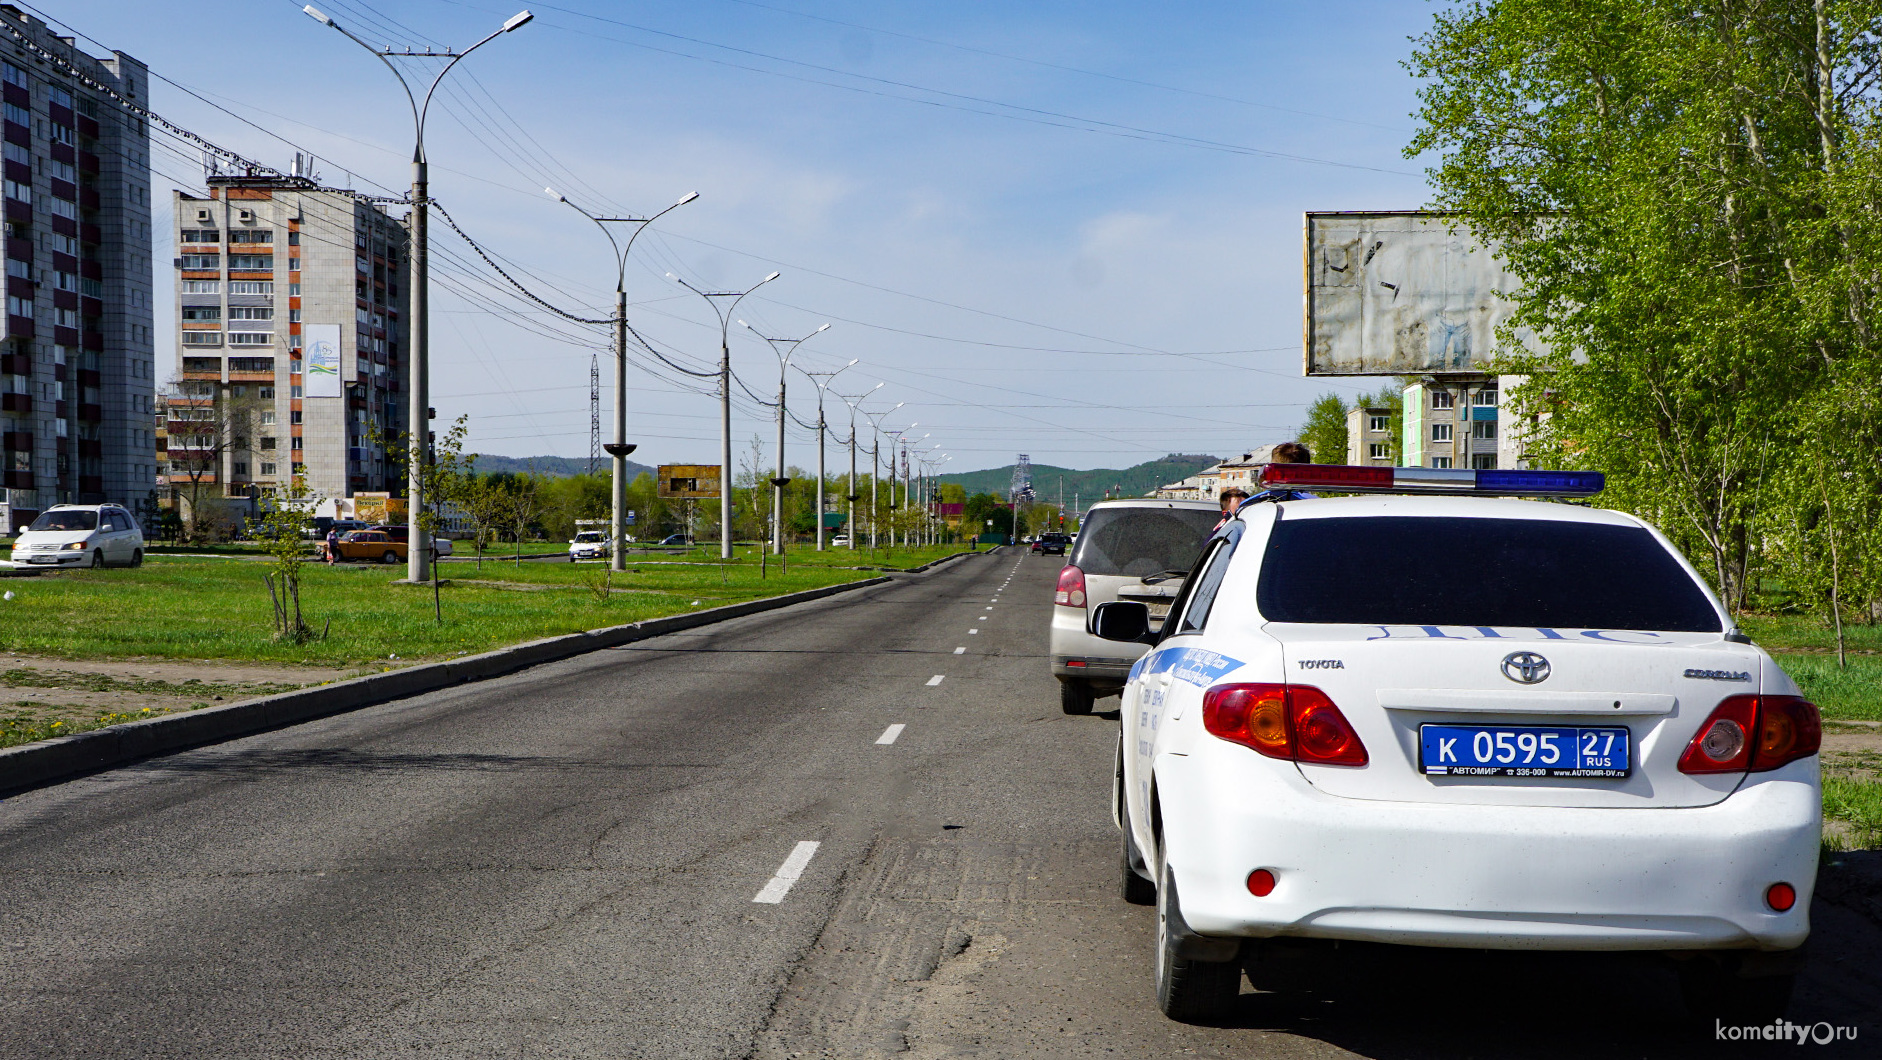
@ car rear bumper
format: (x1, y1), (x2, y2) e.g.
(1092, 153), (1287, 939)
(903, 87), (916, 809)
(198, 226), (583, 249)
(1156, 752), (1819, 953)
(1048, 604), (1144, 682)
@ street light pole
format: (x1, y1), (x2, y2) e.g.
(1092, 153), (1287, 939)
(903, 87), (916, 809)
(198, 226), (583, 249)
(669, 271), (780, 560)
(836, 384), (882, 551)
(791, 359), (858, 550)
(548, 188), (696, 570)
(739, 321), (830, 555)
(860, 403), (902, 552)
(304, 5), (533, 586)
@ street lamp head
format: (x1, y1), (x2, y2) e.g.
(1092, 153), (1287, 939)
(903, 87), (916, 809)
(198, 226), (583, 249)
(502, 10), (535, 32)
(845, 358), (859, 368)
(677, 191), (700, 206)
(737, 319), (751, 329)
(303, 5), (334, 25)
(763, 270), (781, 283)
(815, 323), (831, 332)
(544, 186), (566, 202)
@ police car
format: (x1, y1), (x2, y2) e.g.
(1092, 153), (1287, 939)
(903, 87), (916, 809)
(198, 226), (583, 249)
(1093, 463), (1820, 1024)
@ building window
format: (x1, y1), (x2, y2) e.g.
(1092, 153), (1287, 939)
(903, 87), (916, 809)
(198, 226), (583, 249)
(3, 179), (29, 202)
(291, 410), (302, 424)
(1431, 456), (1453, 469)
(228, 254), (273, 271)
(288, 309), (301, 322)
(260, 462), (277, 477)
(181, 332), (223, 346)
(228, 332), (273, 346)
(259, 386), (275, 399)
(1430, 423), (1453, 443)
(1368, 415), (1388, 432)
(228, 281), (272, 295)
(46, 159), (75, 183)
(291, 437), (303, 450)
(260, 410), (276, 425)
(291, 385), (304, 397)
(53, 307), (77, 328)
(183, 280), (220, 294)
(181, 306), (221, 322)
(180, 254), (220, 271)
(289, 284), (302, 296)
(48, 123), (74, 146)
(48, 86), (72, 108)
(228, 230), (274, 244)
(44, 198), (77, 220)
(1, 143), (24, 166)
(232, 462), (249, 476)
(1431, 390), (1456, 410)
(2, 102), (29, 126)
(1368, 443), (1389, 460)
(228, 306), (274, 321)
(180, 229), (220, 244)
(1475, 389), (1499, 407)
(1, 62), (25, 89)
(1472, 454), (1498, 469)
(4, 259), (24, 280)
(229, 357), (274, 373)
(1472, 419), (1497, 440)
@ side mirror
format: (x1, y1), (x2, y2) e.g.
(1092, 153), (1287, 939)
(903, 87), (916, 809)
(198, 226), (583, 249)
(1090, 601), (1156, 644)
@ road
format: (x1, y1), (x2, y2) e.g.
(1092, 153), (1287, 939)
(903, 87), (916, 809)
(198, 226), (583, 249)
(1, 549), (1878, 1059)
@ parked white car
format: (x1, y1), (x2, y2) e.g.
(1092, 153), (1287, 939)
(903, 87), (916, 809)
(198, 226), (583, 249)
(1050, 498), (1219, 715)
(1098, 465), (1819, 1025)
(568, 531), (610, 561)
(9, 504), (145, 568)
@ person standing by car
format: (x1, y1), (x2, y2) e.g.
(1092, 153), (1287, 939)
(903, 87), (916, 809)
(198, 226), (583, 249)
(1211, 486), (1250, 533)
(325, 526), (340, 565)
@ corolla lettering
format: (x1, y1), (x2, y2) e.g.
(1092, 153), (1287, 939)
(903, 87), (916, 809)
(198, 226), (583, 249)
(1365, 625), (1669, 644)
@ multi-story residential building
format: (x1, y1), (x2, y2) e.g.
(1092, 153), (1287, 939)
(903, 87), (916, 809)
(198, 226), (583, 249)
(1344, 405), (1395, 466)
(0, 4), (154, 532)
(166, 174), (409, 511)
(1401, 376), (1527, 470)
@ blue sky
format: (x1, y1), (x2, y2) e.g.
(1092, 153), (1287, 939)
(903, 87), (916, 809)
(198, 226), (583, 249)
(55, 0), (1436, 473)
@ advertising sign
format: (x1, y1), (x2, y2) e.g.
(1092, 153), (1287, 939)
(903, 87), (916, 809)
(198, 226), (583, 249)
(656, 465), (721, 499)
(305, 324), (343, 397)
(1303, 212), (1539, 376)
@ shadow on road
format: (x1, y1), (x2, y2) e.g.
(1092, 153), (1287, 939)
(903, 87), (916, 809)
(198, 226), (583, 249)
(131, 748), (720, 778)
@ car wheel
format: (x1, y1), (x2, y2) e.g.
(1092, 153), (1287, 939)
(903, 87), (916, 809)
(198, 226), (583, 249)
(131, 548), (143, 568)
(1678, 959), (1795, 1024)
(90, 549), (105, 569)
(1060, 678), (1095, 716)
(1155, 859), (1242, 1023)
(382, 550), (400, 565)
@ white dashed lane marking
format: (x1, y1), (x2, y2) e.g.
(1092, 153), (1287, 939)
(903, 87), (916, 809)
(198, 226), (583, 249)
(926, 675), (945, 687)
(954, 647), (965, 654)
(970, 629), (978, 634)
(753, 841), (821, 904)
(876, 724), (906, 745)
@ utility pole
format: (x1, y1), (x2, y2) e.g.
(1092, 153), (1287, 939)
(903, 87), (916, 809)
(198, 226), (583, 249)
(740, 321), (831, 555)
(793, 360), (859, 550)
(551, 188), (697, 570)
(836, 385), (882, 550)
(304, 3), (533, 584)
(669, 271), (780, 560)
(860, 403), (903, 551)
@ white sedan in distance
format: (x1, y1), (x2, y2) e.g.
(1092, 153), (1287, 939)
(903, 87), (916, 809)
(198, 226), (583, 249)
(1095, 463), (1820, 1026)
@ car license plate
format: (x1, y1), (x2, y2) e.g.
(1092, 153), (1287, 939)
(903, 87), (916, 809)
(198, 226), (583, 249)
(1146, 602), (1171, 619)
(1420, 724), (1630, 777)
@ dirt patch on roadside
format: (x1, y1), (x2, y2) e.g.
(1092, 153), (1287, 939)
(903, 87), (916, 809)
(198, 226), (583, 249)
(0, 654), (378, 745)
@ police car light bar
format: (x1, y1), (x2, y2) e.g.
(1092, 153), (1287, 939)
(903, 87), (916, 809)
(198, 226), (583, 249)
(1258, 463), (1604, 497)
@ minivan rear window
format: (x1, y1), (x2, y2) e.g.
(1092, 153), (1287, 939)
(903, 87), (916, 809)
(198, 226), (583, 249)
(29, 510), (96, 532)
(1256, 516), (1721, 632)
(1069, 506), (1219, 578)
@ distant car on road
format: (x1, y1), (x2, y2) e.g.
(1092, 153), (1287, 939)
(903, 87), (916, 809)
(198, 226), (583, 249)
(1097, 464), (1820, 1025)
(569, 531), (610, 561)
(657, 534), (693, 547)
(1031, 532), (1071, 555)
(1049, 498), (1218, 715)
(328, 529), (403, 564)
(364, 525), (453, 557)
(829, 533), (851, 547)
(8, 503), (144, 568)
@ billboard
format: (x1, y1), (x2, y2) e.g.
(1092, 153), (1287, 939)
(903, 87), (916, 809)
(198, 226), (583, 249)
(305, 323), (343, 397)
(1303, 212), (1536, 376)
(656, 465), (721, 499)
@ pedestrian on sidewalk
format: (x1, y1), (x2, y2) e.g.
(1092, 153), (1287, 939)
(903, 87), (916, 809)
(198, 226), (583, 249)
(325, 527), (340, 565)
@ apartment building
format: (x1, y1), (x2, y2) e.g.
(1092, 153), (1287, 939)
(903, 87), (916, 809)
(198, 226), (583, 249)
(167, 174), (409, 509)
(1401, 376), (1527, 470)
(1345, 406), (1395, 466)
(0, 5), (154, 532)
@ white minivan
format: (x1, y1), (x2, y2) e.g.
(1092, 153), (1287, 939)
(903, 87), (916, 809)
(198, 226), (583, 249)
(9, 504), (145, 568)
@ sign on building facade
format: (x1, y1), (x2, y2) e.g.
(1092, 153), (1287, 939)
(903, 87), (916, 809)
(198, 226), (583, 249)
(304, 323), (342, 397)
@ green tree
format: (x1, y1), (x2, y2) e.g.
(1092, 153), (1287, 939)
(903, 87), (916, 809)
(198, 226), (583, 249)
(257, 474), (321, 642)
(1296, 392), (1349, 464)
(1407, 0), (1882, 617)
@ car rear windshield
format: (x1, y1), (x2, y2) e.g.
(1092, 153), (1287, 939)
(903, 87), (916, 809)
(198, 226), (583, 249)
(1070, 506), (1218, 578)
(29, 510), (96, 531)
(1256, 516), (1721, 632)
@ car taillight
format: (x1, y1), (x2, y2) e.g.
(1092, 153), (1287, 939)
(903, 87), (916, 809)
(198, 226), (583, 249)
(1202, 683), (1368, 767)
(1678, 694), (1820, 775)
(1055, 564), (1086, 607)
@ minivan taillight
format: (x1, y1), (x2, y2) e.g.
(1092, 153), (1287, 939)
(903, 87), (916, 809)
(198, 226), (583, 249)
(1055, 564), (1086, 607)
(1202, 683), (1368, 766)
(1678, 694), (1820, 774)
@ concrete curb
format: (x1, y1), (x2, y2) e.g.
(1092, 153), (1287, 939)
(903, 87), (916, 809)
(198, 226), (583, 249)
(1, 562), (974, 795)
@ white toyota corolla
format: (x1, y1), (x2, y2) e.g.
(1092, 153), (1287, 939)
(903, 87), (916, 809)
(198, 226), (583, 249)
(1095, 464), (1821, 1025)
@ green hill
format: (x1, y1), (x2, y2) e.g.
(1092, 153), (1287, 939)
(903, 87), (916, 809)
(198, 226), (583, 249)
(468, 454), (656, 479)
(938, 454), (1217, 504)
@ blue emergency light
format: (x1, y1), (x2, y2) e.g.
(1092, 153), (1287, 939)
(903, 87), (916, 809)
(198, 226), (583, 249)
(1259, 463), (1604, 497)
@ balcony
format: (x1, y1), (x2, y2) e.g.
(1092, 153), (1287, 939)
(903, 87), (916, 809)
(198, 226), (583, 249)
(79, 475), (102, 495)
(2, 430), (29, 452)
(1, 469), (30, 489)
(0, 392), (28, 414)
(0, 351), (27, 375)
(78, 368), (101, 388)
(78, 403), (101, 422)
(77, 439), (101, 459)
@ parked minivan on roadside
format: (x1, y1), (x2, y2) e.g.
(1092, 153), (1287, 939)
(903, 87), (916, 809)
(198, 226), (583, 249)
(8, 504), (145, 568)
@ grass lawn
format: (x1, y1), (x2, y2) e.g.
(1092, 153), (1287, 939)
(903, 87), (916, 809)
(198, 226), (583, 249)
(1739, 613), (1882, 722)
(0, 553), (906, 666)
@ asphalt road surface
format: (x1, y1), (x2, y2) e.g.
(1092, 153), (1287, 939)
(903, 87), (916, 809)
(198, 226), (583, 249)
(2, 549), (1878, 1059)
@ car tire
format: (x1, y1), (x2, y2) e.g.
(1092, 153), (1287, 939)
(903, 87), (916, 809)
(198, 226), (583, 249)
(131, 548), (143, 568)
(1155, 859), (1242, 1023)
(382, 550), (400, 565)
(90, 549), (105, 569)
(1678, 959), (1795, 1024)
(1060, 678), (1095, 716)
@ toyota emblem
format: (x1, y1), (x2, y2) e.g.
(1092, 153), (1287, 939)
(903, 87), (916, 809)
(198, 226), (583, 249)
(1502, 652), (1551, 684)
